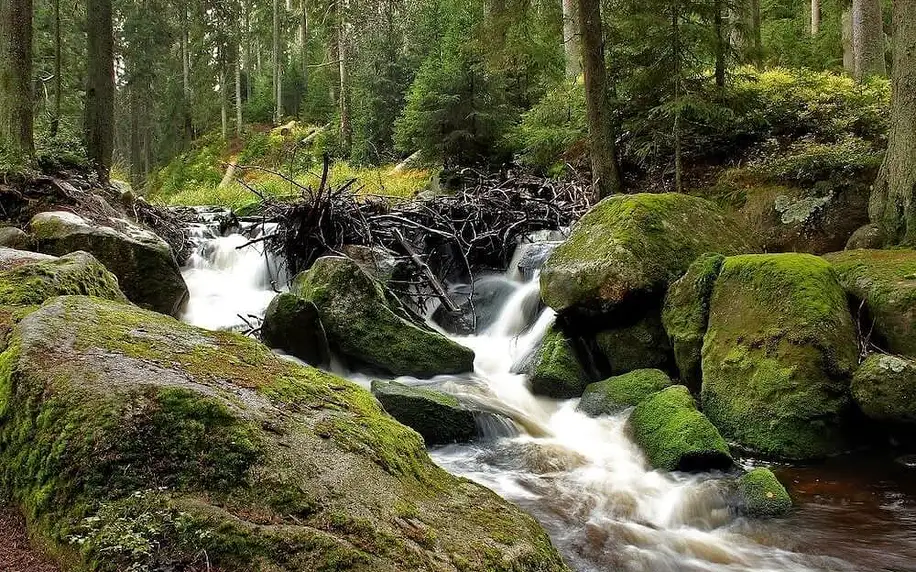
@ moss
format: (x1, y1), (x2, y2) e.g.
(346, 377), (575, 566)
(577, 369), (673, 416)
(851, 353), (916, 423)
(662, 253), (725, 391)
(540, 193), (754, 315)
(528, 325), (590, 398)
(0, 251), (126, 306)
(293, 257), (474, 377)
(371, 380), (476, 445)
(260, 293), (330, 365)
(736, 468), (792, 518)
(701, 253), (858, 460)
(595, 310), (672, 376)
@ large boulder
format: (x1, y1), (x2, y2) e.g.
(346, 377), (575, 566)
(662, 253), (725, 391)
(0, 296), (567, 572)
(735, 468), (792, 518)
(292, 256), (475, 377)
(540, 193), (754, 316)
(260, 292), (331, 365)
(824, 249), (916, 358)
(0, 227), (31, 250)
(528, 325), (590, 399)
(702, 254), (858, 460)
(626, 385), (732, 472)
(851, 353), (916, 424)
(594, 311), (673, 376)
(577, 369), (674, 417)
(30, 211), (189, 317)
(371, 380), (476, 445)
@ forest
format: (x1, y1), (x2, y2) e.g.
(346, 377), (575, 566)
(2, 0), (916, 571)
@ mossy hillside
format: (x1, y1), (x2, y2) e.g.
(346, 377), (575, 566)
(293, 256), (474, 377)
(701, 253), (858, 460)
(371, 380), (476, 445)
(626, 385), (732, 472)
(662, 253), (725, 391)
(824, 249), (916, 358)
(528, 325), (591, 399)
(539, 193), (755, 316)
(736, 468), (792, 518)
(0, 296), (566, 572)
(577, 369), (674, 417)
(851, 354), (916, 424)
(595, 310), (673, 376)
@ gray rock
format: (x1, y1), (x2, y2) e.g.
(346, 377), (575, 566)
(371, 380), (477, 445)
(0, 227), (31, 250)
(261, 293), (331, 366)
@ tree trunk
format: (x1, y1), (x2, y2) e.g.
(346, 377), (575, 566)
(870, 0), (916, 244)
(673, 0), (682, 193)
(85, 0), (114, 183)
(272, 0), (282, 124)
(730, 0), (762, 67)
(300, 0), (308, 94)
(220, 58), (228, 140)
(577, 0), (621, 199)
(714, 0), (725, 89)
(337, 0), (351, 154)
(181, 4), (193, 141)
(842, 9), (855, 72)
(0, 0), (34, 163)
(235, 45), (243, 137)
(853, 0), (886, 79)
(51, 0), (61, 137)
(811, 0), (820, 34)
(562, 0), (580, 79)
(129, 83), (143, 188)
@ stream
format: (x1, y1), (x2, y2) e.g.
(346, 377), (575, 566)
(180, 214), (916, 572)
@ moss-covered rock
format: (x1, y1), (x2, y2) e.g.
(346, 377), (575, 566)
(595, 311), (673, 376)
(736, 468), (792, 518)
(260, 292), (331, 366)
(0, 296), (567, 572)
(292, 256), (474, 377)
(371, 380), (476, 445)
(577, 369), (674, 416)
(851, 353), (916, 423)
(824, 249), (916, 358)
(626, 385), (732, 472)
(0, 227), (31, 249)
(701, 254), (858, 460)
(528, 325), (590, 399)
(846, 224), (884, 250)
(662, 253), (725, 391)
(539, 193), (754, 316)
(0, 248), (126, 307)
(30, 211), (189, 317)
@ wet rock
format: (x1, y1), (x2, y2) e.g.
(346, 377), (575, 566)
(662, 253), (725, 392)
(339, 244), (406, 284)
(852, 353), (916, 424)
(0, 227), (31, 250)
(292, 256), (475, 377)
(514, 241), (562, 281)
(846, 223), (884, 250)
(260, 293), (331, 366)
(736, 468), (792, 518)
(626, 385), (733, 472)
(528, 325), (591, 399)
(0, 248), (126, 307)
(595, 311), (673, 376)
(30, 210), (189, 316)
(371, 380), (476, 445)
(577, 369), (674, 416)
(433, 277), (518, 335)
(540, 193), (754, 317)
(0, 296), (565, 571)
(824, 249), (916, 358)
(702, 254), (858, 460)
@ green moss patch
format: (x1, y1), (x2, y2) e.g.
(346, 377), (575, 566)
(736, 468), (792, 518)
(577, 369), (674, 416)
(528, 325), (590, 399)
(371, 381), (476, 445)
(851, 353), (916, 424)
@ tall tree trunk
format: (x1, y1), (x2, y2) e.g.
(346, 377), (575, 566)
(577, 0), (621, 199)
(0, 0), (34, 163)
(300, 0), (308, 94)
(220, 57), (228, 140)
(85, 0), (114, 183)
(129, 83), (143, 188)
(673, 0), (682, 193)
(842, 8), (855, 72)
(273, 0), (282, 124)
(714, 0), (726, 89)
(235, 45), (243, 137)
(337, 0), (351, 153)
(853, 0), (886, 79)
(562, 0), (580, 79)
(730, 0), (762, 67)
(51, 0), (61, 137)
(811, 0), (820, 34)
(181, 4), (193, 141)
(870, 0), (916, 244)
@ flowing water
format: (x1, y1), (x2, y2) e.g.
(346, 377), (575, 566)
(181, 218), (916, 572)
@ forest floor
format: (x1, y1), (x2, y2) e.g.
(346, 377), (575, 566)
(0, 505), (60, 572)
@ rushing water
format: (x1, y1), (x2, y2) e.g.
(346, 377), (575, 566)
(181, 217), (916, 572)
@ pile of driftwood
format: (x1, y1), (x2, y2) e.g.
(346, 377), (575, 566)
(240, 159), (591, 290)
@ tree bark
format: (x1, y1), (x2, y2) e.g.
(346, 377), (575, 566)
(730, 0), (762, 67)
(181, 3), (193, 140)
(51, 0), (61, 137)
(842, 9), (855, 72)
(337, 0), (351, 153)
(714, 0), (725, 89)
(811, 0), (820, 35)
(220, 57), (228, 140)
(870, 0), (916, 244)
(577, 0), (621, 199)
(853, 0), (886, 79)
(235, 44), (243, 137)
(562, 0), (580, 79)
(0, 0), (34, 162)
(85, 0), (114, 183)
(273, 0), (282, 124)
(300, 0), (308, 93)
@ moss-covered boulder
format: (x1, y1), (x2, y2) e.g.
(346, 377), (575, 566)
(0, 248), (126, 307)
(662, 253), (725, 391)
(824, 249), (916, 358)
(736, 468), (792, 518)
(292, 256), (474, 377)
(260, 292), (331, 366)
(626, 385), (732, 472)
(0, 227), (31, 249)
(595, 311), (672, 376)
(528, 325), (590, 398)
(577, 369), (674, 416)
(0, 296), (567, 572)
(540, 193), (754, 316)
(30, 211), (189, 317)
(702, 254), (858, 460)
(846, 224), (884, 250)
(371, 380), (476, 445)
(851, 353), (916, 424)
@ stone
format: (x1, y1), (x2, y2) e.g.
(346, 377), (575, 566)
(513, 241), (562, 281)
(595, 311), (673, 376)
(528, 325), (591, 399)
(702, 254), (858, 460)
(29, 210), (189, 316)
(846, 223), (884, 250)
(339, 244), (406, 284)
(577, 369), (674, 416)
(260, 293), (331, 366)
(0, 227), (31, 250)
(851, 353), (916, 424)
(736, 468), (792, 518)
(371, 380), (476, 445)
